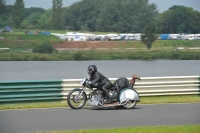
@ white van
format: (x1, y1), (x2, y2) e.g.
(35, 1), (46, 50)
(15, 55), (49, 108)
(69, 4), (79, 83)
(177, 34), (188, 40)
(169, 34), (179, 40)
(197, 34), (200, 40)
(187, 34), (196, 40)
(134, 33), (142, 40)
(125, 34), (134, 40)
(66, 32), (87, 41)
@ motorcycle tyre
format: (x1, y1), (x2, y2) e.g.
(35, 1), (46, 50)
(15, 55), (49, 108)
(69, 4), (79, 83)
(67, 88), (87, 109)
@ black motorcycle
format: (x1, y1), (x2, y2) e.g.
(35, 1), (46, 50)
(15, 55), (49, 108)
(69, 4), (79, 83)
(67, 78), (140, 109)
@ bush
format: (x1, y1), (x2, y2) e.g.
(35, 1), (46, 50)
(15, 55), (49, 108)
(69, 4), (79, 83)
(73, 52), (83, 60)
(32, 42), (57, 54)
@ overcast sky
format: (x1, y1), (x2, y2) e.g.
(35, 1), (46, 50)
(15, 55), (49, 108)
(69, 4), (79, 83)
(5, 0), (200, 12)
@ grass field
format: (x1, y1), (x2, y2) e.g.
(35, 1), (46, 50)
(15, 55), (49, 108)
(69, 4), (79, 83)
(0, 49), (200, 61)
(37, 125), (200, 133)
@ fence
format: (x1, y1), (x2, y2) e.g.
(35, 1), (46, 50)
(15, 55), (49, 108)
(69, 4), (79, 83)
(0, 76), (199, 103)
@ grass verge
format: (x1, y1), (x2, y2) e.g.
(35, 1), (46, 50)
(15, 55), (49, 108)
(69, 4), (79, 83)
(37, 125), (200, 133)
(0, 95), (200, 111)
(0, 49), (200, 61)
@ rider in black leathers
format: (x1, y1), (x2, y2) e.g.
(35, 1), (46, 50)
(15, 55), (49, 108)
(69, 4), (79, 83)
(112, 74), (141, 97)
(87, 65), (112, 104)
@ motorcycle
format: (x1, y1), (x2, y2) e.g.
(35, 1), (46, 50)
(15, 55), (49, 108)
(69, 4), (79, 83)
(67, 77), (140, 109)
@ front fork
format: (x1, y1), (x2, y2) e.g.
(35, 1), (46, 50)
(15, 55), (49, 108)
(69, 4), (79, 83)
(77, 87), (86, 100)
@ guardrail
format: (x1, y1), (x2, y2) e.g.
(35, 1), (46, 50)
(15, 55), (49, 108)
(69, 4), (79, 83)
(0, 76), (199, 103)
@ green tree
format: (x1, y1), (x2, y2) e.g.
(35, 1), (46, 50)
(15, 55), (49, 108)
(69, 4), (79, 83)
(0, 5), (14, 27)
(52, 0), (62, 30)
(0, 0), (6, 27)
(156, 5), (200, 33)
(0, 0), (6, 15)
(21, 12), (42, 28)
(12, 0), (24, 28)
(24, 7), (45, 18)
(38, 9), (53, 29)
(62, 0), (158, 32)
(141, 22), (157, 49)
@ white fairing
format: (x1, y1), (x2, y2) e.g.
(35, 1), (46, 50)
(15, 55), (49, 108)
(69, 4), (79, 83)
(119, 89), (140, 103)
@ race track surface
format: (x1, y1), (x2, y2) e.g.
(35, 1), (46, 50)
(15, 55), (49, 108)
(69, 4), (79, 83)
(0, 103), (200, 133)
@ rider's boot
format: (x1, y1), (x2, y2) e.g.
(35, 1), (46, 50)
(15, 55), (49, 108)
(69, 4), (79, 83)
(102, 88), (112, 104)
(130, 74), (141, 84)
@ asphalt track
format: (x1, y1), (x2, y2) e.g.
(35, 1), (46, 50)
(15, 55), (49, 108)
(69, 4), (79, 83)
(0, 103), (200, 133)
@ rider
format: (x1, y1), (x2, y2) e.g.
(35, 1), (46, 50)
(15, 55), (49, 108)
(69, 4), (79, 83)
(87, 65), (112, 104)
(112, 74), (141, 95)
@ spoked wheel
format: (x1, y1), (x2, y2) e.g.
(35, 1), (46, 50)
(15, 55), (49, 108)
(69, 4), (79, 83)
(67, 89), (87, 109)
(122, 100), (137, 109)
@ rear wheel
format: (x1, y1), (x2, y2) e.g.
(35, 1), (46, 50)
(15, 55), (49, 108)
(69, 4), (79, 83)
(67, 89), (87, 109)
(122, 100), (137, 109)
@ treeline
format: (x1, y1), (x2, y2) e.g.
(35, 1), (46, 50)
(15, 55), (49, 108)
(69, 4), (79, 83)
(0, 0), (200, 33)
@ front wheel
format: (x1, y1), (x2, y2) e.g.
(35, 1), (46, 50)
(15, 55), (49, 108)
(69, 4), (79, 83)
(67, 89), (87, 109)
(122, 100), (137, 109)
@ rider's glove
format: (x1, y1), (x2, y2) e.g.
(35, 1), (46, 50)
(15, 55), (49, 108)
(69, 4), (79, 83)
(87, 81), (94, 88)
(89, 81), (94, 85)
(86, 81), (92, 88)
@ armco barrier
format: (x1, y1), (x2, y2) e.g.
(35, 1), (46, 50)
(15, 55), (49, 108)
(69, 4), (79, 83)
(0, 76), (199, 103)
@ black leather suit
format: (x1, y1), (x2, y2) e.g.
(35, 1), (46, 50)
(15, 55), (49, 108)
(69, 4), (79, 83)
(89, 71), (112, 103)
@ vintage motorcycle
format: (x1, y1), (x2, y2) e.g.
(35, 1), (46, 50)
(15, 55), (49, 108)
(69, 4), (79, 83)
(67, 77), (140, 109)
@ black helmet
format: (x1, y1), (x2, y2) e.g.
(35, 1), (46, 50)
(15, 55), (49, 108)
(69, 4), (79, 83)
(87, 65), (97, 76)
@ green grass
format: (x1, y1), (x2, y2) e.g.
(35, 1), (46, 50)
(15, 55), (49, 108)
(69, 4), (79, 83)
(0, 49), (200, 61)
(2, 29), (67, 34)
(0, 95), (200, 111)
(0, 33), (62, 42)
(37, 125), (200, 133)
(3, 29), (117, 35)
(140, 95), (200, 104)
(0, 101), (67, 110)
